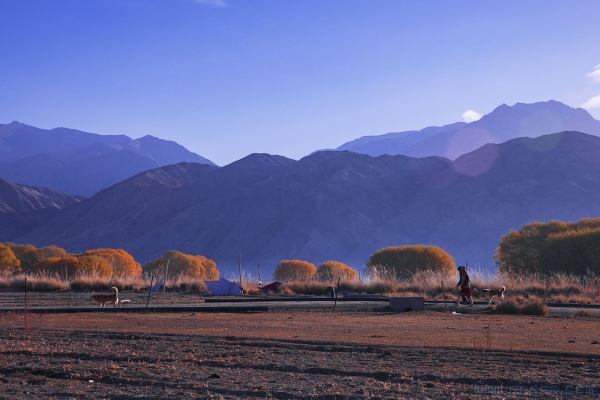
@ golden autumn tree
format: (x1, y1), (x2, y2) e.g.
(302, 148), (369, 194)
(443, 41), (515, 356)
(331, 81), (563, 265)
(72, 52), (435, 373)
(316, 261), (358, 282)
(538, 228), (600, 275)
(366, 245), (455, 277)
(77, 255), (113, 278)
(32, 255), (112, 278)
(6, 243), (41, 274)
(83, 248), (142, 278)
(32, 256), (80, 277)
(494, 218), (600, 274)
(0, 243), (21, 276)
(39, 245), (68, 259)
(273, 260), (317, 282)
(142, 250), (219, 280)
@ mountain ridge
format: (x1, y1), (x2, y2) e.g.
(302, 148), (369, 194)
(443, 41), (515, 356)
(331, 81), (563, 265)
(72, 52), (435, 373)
(12, 131), (600, 278)
(0, 121), (215, 196)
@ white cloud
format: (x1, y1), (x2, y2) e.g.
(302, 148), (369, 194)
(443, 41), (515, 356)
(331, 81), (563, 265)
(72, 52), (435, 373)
(581, 95), (600, 110)
(461, 110), (483, 123)
(194, 0), (227, 7)
(586, 64), (600, 83)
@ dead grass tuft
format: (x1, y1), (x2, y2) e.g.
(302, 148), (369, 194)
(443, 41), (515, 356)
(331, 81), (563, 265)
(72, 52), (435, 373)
(573, 309), (594, 318)
(521, 299), (548, 316)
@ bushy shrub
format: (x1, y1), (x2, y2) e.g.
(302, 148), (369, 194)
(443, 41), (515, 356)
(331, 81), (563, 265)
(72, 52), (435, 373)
(495, 218), (600, 274)
(273, 260), (317, 282)
(520, 299), (548, 316)
(142, 250), (219, 280)
(494, 298), (521, 314)
(366, 245), (455, 277)
(39, 245), (67, 259)
(83, 248), (142, 278)
(316, 261), (358, 282)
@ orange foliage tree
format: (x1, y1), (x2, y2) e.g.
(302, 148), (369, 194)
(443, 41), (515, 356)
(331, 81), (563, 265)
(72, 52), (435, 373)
(39, 245), (68, 259)
(142, 250), (219, 280)
(83, 248), (142, 278)
(32, 256), (80, 277)
(6, 243), (41, 274)
(316, 261), (358, 282)
(77, 255), (113, 278)
(273, 260), (317, 282)
(366, 245), (455, 277)
(0, 243), (21, 276)
(494, 218), (600, 274)
(32, 255), (113, 278)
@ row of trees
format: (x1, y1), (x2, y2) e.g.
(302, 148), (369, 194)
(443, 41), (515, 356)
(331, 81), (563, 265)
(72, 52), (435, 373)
(494, 218), (600, 275)
(0, 243), (219, 281)
(0, 243), (143, 278)
(5, 216), (595, 282)
(273, 245), (456, 282)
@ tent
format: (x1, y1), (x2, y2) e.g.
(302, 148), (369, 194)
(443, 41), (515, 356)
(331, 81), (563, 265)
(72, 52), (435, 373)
(204, 277), (242, 295)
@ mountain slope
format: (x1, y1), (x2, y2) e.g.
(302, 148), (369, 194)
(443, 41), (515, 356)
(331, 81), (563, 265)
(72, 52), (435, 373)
(0, 178), (82, 240)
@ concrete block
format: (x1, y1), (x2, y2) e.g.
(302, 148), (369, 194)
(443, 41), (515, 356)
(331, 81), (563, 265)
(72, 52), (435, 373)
(389, 296), (424, 312)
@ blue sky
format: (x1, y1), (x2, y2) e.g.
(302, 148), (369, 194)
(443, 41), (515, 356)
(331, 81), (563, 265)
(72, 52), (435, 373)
(1, 0), (599, 166)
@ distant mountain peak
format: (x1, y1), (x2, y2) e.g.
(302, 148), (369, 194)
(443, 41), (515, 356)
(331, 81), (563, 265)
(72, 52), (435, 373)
(333, 100), (600, 161)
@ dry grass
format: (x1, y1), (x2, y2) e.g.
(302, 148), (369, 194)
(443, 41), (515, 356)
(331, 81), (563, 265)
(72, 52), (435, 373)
(573, 309), (594, 318)
(2, 268), (599, 305)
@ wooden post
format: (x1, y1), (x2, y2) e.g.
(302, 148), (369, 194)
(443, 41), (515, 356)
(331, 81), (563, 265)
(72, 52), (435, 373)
(441, 281), (448, 312)
(146, 274), (154, 312)
(333, 277), (340, 311)
(542, 276), (550, 304)
(163, 260), (169, 293)
(24, 276), (31, 331)
(238, 253), (243, 292)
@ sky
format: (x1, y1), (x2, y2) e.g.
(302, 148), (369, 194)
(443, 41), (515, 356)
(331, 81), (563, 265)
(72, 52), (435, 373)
(1, 0), (600, 166)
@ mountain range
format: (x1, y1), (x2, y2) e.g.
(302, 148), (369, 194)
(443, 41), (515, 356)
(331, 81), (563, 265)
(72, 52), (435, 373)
(335, 100), (600, 159)
(7, 130), (600, 278)
(0, 122), (215, 196)
(3, 100), (600, 279)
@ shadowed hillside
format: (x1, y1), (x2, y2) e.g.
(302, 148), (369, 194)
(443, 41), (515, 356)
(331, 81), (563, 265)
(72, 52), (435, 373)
(0, 178), (82, 240)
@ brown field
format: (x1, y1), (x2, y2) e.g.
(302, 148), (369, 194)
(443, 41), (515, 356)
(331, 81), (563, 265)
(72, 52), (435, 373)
(1, 292), (600, 399)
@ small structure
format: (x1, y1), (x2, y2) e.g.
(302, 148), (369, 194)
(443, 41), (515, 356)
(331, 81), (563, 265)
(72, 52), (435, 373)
(148, 278), (164, 293)
(258, 281), (283, 293)
(205, 277), (242, 295)
(389, 296), (424, 312)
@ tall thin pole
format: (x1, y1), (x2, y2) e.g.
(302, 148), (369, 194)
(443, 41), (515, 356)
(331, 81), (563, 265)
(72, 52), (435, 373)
(238, 253), (243, 292)
(258, 263), (262, 286)
(146, 274), (154, 312)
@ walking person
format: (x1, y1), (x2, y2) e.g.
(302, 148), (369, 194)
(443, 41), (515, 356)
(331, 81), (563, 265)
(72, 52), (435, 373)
(455, 266), (473, 307)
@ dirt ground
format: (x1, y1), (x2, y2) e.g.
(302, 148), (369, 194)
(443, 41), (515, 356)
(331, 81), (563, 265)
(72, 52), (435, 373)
(1, 291), (600, 399)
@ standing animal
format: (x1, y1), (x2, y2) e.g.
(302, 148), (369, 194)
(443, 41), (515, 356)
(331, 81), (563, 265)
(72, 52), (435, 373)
(480, 286), (505, 304)
(90, 287), (119, 308)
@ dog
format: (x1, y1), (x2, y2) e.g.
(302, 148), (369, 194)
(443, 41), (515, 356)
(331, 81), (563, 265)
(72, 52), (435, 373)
(91, 287), (119, 308)
(480, 286), (505, 304)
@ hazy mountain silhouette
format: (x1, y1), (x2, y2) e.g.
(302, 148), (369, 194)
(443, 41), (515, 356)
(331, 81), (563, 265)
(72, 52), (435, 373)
(334, 101), (600, 160)
(13, 131), (600, 278)
(0, 178), (82, 241)
(0, 122), (215, 196)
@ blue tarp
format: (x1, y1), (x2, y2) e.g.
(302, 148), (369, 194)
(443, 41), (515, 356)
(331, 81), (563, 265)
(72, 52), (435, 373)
(204, 277), (241, 295)
(148, 277), (164, 293)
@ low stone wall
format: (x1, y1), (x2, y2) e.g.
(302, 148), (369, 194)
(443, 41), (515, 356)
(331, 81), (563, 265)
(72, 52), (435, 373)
(389, 296), (424, 312)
